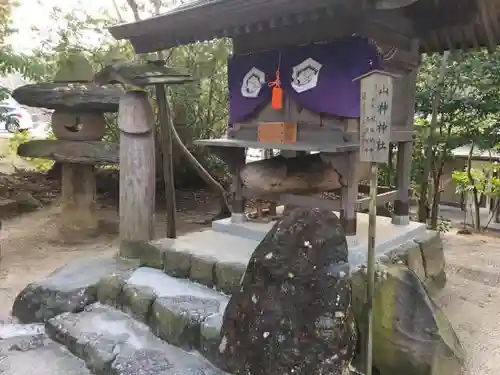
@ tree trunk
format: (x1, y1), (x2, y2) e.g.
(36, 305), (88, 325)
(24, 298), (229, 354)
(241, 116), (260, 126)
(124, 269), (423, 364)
(418, 51), (450, 223)
(429, 124), (453, 229)
(125, 0), (231, 220)
(429, 174), (441, 229)
(169, 110), (231, 216)
(466, 142), (481, 231)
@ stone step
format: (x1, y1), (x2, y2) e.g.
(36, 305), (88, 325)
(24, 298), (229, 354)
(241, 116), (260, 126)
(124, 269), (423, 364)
(46, 303), (230, 375)
(12, 254), (139, 324)
(146, 230), (256, 294)
(97, 266), (228, 366)
(139, 227), (444, 296)
(0, 323), (92, 375)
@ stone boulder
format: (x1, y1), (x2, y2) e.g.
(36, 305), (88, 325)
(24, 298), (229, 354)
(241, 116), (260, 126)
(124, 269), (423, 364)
(351, 264), (464, 375)
(12, 255), (138, 323)
(218, 208), (357, 375)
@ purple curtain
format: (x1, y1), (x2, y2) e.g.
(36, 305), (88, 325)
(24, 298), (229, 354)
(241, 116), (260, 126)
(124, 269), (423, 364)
(228, 36), (381, 124)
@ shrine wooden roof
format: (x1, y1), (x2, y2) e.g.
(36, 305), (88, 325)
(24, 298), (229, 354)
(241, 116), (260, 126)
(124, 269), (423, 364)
(108, 0), (500, 54)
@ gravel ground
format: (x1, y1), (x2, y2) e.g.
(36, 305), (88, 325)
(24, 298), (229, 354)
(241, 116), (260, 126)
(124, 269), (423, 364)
(435, 232), (500, 375)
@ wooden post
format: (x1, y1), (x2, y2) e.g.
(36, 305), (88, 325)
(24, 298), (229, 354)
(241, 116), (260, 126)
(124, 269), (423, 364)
(357, 70), (395, 375)
(366, 161), (378, 375)
(118, 91), (155, 253)
(232, 148), (246, 223)
(393, 141), (412, 225)
(155, 84), (177, 238)
(340, 150), (359, 235)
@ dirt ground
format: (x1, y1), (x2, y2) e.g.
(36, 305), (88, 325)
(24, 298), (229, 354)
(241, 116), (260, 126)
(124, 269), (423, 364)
(0, 201), (216, 323)
(0, 205), (499, 375)
(436, 232), (500, 375)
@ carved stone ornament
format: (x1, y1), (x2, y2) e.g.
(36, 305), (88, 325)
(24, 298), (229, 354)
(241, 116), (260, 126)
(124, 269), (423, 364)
(291, 58), (323, 93)
(241, 67), (266, 98)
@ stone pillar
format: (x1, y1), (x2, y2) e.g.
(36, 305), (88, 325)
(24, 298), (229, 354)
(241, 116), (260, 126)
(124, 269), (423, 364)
(60, 163), (97, 237)
(51, 111), (106, 240)
(393, 141), (412, 225)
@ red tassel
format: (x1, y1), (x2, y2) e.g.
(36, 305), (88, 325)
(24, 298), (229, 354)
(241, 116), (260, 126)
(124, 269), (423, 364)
(269, 71), (283, 110)
(272, 87), (283, 110)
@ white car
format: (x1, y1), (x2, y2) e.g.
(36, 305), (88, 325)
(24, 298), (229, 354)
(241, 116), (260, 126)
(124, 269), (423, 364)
(0, 105), (34, 133)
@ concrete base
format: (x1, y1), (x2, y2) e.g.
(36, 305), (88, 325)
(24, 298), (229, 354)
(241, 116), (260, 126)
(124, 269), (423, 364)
(212, 212), (427, 269)
(392, 215), (410, 225)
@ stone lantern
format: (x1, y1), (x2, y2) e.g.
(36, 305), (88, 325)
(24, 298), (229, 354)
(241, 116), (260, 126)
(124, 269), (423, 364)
(12, 54), (122, 241)
(94, 59), (193, 253)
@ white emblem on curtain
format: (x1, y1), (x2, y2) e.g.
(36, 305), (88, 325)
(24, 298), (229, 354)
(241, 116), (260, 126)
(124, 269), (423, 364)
(241, 67), (266, 98)
(291, 58), (323, 93)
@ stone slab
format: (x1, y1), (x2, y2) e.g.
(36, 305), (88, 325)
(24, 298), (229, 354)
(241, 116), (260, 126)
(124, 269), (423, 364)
(118, 267), (229, 349)
(0, 323), (45, 339)
(46, 303), (230, 375)
(152, 231), (255, 294)
(150, 225), (441, 295)
(0, 326), (91, 375)
(97, 267), (229, 349)
(212, 213), (427, 268)
(12, 254), (139, 323)
(153, 230), (257, 266)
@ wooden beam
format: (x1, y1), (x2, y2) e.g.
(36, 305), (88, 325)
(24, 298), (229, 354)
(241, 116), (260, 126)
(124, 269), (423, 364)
(466, 22), (481, 51)
(477, 0), (496, 52)
(280, 194), (342, 211)
(356, 190), (398, 211)
(155, 84), (177, 239)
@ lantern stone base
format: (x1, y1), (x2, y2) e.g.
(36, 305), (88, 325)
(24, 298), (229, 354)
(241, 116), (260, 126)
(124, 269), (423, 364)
(58, 163), (99, 241)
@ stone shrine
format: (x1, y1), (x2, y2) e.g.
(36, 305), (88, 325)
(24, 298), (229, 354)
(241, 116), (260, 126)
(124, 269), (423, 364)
(7, 1), (500, 375)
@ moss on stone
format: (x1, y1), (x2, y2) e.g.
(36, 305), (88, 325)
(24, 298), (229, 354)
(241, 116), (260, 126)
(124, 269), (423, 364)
(190, 255), (216, 287)
(119, 284), (155, 323)
(214, 261), (246, 294)
(164, 249), (192, 278)
(351, 264), (463, 375)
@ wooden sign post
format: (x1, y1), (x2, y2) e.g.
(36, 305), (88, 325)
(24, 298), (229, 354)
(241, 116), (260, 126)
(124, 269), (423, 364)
(357, 70), (395, 375)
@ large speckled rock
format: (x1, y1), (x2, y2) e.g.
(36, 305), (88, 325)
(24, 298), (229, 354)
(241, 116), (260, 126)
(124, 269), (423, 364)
(351, 264), (464, 375)
(219, 208), (357, 375)
(12, 255), (138, 323)
(46, 303), (230, 375)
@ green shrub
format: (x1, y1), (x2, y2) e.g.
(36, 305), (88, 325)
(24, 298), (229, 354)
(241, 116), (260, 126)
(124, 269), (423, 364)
(8, 131), (54, 171)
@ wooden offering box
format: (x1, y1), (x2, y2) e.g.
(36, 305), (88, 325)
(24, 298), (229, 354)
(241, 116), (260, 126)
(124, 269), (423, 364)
(257, 122), (297, 144)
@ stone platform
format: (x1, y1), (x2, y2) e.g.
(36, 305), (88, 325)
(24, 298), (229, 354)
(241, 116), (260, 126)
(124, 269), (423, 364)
(6, 213), (462, 375)
(212, 213), (428, 269)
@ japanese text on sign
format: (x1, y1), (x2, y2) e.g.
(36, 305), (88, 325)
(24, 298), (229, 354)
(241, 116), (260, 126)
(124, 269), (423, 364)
(359, 72), (393, 163)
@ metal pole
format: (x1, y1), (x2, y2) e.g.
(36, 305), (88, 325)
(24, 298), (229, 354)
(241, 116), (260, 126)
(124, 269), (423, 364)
(365, 161), (378, 375)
